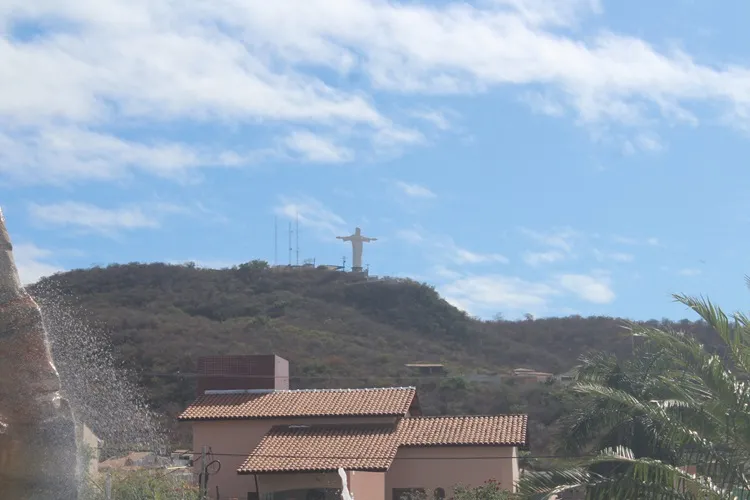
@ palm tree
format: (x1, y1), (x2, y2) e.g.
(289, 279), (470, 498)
(517, 291), (750, 499)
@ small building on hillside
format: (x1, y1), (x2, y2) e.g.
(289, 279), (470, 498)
(404, 363), (446, 376)
(179, 355), (529, 500)
(512, 368), (554, 384)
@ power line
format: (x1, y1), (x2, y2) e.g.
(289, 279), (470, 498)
(98, 447), (589, 461)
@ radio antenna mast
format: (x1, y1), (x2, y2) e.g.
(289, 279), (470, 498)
(288, 222), (292, 266)
(295, 213), (300, 266)
(273, 217), (278, 266)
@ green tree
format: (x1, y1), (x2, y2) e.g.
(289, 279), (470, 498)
(82, 469), (200, 500)
(518, 291), (750, 499)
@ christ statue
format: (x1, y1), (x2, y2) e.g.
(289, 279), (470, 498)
(336, 227), (377, 270)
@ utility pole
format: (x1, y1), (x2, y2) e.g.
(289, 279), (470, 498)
(200, 445), (207, 499)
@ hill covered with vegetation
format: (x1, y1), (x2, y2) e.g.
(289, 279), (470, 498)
(27, 261), (722, 453)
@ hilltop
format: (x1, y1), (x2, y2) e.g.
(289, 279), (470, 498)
(27, 261), (719, 451)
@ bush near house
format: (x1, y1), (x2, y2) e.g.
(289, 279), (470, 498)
(453, 480), (517, 500)
(401, 481), (517, 500)
(81, 469), (200, 500)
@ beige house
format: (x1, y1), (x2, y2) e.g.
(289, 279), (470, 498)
(179, 356), (529, 500)
(512, 368), (554, 384)
(76, 422), (101, 478)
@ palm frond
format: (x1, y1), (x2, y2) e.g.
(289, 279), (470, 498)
(518, 446), (731, 500)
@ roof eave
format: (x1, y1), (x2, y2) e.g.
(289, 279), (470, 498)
(178, 412), (404, 422)
(237, 466), (389, 475)
(399, 442), (528, 448)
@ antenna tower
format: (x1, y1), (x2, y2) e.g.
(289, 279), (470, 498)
(273, 217), (278, 266)
(295, 213), (300, 266)
(288, 222), (292, 266)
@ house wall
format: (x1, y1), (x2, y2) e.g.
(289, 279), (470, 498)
(192, 416), (397, 500)
(349, 471), (385, 500)
(76, 422), (100, 478)
(257, 472), (341, 492)
(275, 357), (290, 390)
(385, 446), (518, 497)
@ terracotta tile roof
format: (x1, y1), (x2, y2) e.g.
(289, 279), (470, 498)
(397, 415), (528, 447)
(236, 415), (529, 473)
(237, 424), (399, 473)
(178, 387), (417, 421)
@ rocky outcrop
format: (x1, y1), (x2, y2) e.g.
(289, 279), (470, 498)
(0, 209), (78, 499)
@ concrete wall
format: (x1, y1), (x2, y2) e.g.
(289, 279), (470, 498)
(349, 471), (385, 500)
(385, 446), (518, 497)
(192, 416), (397, 500)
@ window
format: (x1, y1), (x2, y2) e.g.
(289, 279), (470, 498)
(433, 488), (446, 500)
(393, 488), (426, 500)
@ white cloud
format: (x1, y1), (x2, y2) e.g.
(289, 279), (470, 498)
(438, 267), (616, 317)
(283, 131), (353, 163)
(523, 250), (566, 266)
(4, 0), (750, 185)
(434, 237), (509, 265)
(443, 274), (559, 313)
(274, 195), (347, 237)
(431, 265), (462, 280)
(557, 273), (615, 304)
(449, 247), (509, 265)
(612, 234), (661, 246)
(189, 0), (750, 131)
(0, 127), (263, 185)
(593, 248), (634, 263)
(678, 268), (702, 277)
(29, 201), (184, 234)
(373, 126), (425, 148)
(619, 132), (665, 156)
(519, 91), (566, 117)
(634, 133), (665, 152)
(13, 243), (63, 284)
(410, 109), (452, 130)
(394, 181), (437, 199)
(521, 227), (579, 253)
(395, 228), (425, 244)
(396, 227), (508, 265)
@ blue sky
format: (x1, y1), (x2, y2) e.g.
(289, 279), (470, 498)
(3, 0), (750, 321)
